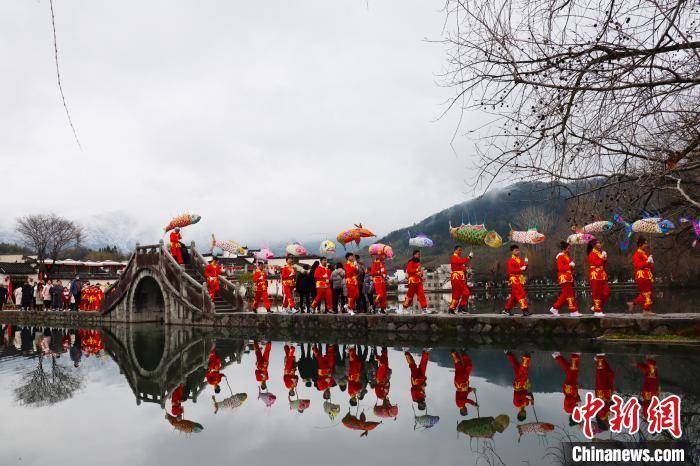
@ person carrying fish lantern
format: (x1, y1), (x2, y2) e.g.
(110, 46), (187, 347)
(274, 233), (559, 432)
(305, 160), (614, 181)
(449, 246), (473, 314)
(169, 227), (184, 264)
(587, 239), (610, 317)
(254, 341), (272, 391)
(628, 237), (655, 315)
(594, 353), (615, 432)
(283, 344), (299, 397)
(169, 384), (186, 420)
(313, 344), (337, 400)
(403, 250), (428, 313)
(347, 347), (363, 407)
(281, 256), (298, 313)
(451, 351), (477, 416)
(506, 351), (534, 422)
(311, 257), (333, 313)
(343, 253), (360, 315)
(550, 241), (581, 317)
(374, 347), (391, 403)
(552, 352), (581, 424)
(370, 252), (388, 314)
(502, 245), (531, 317)
(206, 348), (226, 394)
(252, 261), (271, 313)
(405, 349), (430, 412)
(636, 357), (660, 420)
(204, 258), (223, 300)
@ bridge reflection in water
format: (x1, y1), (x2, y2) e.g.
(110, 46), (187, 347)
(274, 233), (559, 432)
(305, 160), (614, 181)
(0, 324), (698, 466)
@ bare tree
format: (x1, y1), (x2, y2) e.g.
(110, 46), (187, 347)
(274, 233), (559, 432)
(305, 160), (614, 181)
(16, 214), (84, 276)
(14, 357), (84, 407)
(439, 0), (700, 218)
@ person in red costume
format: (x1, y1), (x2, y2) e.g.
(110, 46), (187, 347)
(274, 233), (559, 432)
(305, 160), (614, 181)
(169, 228), (183, 264)
(252, 261), (271, 313)
(206, 348), (225, 394)
(313, 344), (336, 400)
(374, 347), (391, 401)
(405, 349), (430, 411)
(637, 357), (660, 420)
(550, 241), (581, 316)
(370, 254), (388, 314)
(452, 351), (477, 416)
(347, 346), (363, 406)
(628, 237), (655, 315)
(344, 253), (359, 315)
(502, 245), (531, 316)
(204, 258), (223, 300)
(506, 351), (533, 421)
(254, 341), (271, 391)
(587, 239), (610, 317)
(281, 256), (298, 313)
(311, 257), (333, 313)
(594, 353), (615, 431)
(449, 246), (473, 314)
(170, 384), (185, 419)
(283, 344), (299, 397)
(552, 352), (581, 424)
(403, 250), (428, 313)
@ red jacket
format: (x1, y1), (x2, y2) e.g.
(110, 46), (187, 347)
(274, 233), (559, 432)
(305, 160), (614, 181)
(632, 248), (654, 281)
(452, 352), (476, 409)
(450, 253), (470, 280)
(595, 355), (615, 419)
(169, 231), (181, 245)
(637, 359), (659, 402)
(253, 269), (268, 292)
(588, 250), (608, 281)
(345, 261), (359, 286)
(313, 345), (336, 391)
(370, 259), (386, 284)
(347, 348), (362, 398)
(255, 342), (271, 383)
(283, 345), (298, 390)
(281, 265), (296, 287)
(556, 252), (574, 284)
(314, 265), (331, 289)
(205, 262), (222, 280)
(555, 354), (580, 414)
(405, 260), (423, 284)
(507, 255), (527, 285)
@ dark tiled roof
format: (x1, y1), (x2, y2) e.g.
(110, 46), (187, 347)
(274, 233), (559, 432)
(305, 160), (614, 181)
(0, 262), (36, 275)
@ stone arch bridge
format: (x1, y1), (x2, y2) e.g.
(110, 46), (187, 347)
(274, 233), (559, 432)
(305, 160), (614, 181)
(99, 242), (245, 324)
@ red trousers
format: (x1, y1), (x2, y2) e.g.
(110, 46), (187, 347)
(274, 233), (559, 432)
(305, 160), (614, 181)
(170, 243), (183, 264)
(552, 282), (578, 312)
(207, 277), (219, 299)
(450, 279), (470, 310)
(590, 280), (610, 312)
(346, 283), (359, 310)
(633, 278), (653, 311)
(403, 282), (427, 309)
(505, 283), (528, 311)
(253, 289), (270, 311)
(373, 279), (387, 310)
(282, 285), (295, 309)
(312, 287), (333, 311)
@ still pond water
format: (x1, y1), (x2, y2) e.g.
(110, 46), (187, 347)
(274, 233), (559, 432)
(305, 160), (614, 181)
(0, 324), (697, 466)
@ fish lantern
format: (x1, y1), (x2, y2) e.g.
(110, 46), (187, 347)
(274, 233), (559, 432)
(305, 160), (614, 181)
(212, 393), (248, 414)
(285, 243), (308, 257)
(408, 232), (434, 248)
(680, 217), (700, 247)
(253, 248), (274, 262)
(319, 240), (336, 255)
(483, 230), (503, 248)
(457, 415), (510, 439)
(337, 223), (376, 248)
(582, 221), (613, 234)
(614, 214), (675, 251)
(373, 402), (399, 419)
(516, 422), (555, 442)
(449, 223), (490, 246)
(258, 389), (276, 408)
(509, 228), (546, 245)
(413, 413), (440, 430)
(567, 232), (596, 245)
(368, 243), (393, 259)
(212, 235), (246, 255)
(164, 213), (201, 232)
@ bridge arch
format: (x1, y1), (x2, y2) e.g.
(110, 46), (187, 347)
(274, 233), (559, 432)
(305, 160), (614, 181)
(128, 269), (171, 324)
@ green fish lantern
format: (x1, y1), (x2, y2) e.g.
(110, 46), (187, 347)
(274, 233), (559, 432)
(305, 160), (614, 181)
(457, 415), (510, 439)
(449, 223), (502, 248)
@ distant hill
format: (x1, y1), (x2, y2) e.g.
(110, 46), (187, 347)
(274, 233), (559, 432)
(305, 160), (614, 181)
(373, 182), (570, 271)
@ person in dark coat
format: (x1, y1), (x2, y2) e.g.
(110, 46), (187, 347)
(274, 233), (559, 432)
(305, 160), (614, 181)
(20, 279), (34, 311)
(50, 281), (64, 311)
(298, 343), (318, 388)
(69, 330), (82, 367)
(69, 276), (82, 312)
(296, 264), (313, 312)
(0, 285), (7, 308)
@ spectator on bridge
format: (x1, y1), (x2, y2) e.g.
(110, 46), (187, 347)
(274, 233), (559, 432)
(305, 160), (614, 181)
(331, 263), (345, 314)
(296, 264), (313, 313)
(34, 281), (44, 311)
(62, 284), (71, 310)
(356, 258), (368, 313)
(50, 280), (63, 310)
(20, 279), (33, 311)
(69, 276), (82, 312)
(42, 280), (52, 309)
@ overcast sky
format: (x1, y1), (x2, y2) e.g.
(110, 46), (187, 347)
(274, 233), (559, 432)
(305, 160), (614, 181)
(0, 0), (479, 247)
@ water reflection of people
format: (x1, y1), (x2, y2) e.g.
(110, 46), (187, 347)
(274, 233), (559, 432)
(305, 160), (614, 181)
(254, 341), (271, 390)
(206, 348), (225, 394)
(298, 344), (318, 388)
(313, 344), (336, 400)
(405, 349), (430, 411)
(347, 347), (362, 406)
(170, 384), (185, 418)
(283, 344), (299, 396)
(69, 331), (82, 367)
(451, 351), (477, 416)
(552, 352), (581, 424)
(636, 357), (659, 420)
(506, 351), (533, 421)
(373, 350), (398, 421)
(594, 353), (615, 431)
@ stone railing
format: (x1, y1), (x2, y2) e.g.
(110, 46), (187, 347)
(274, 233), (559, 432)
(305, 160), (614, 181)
(189, 242), (244, 312)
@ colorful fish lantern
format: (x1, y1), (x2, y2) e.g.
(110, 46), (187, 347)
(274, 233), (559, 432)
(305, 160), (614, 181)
(509, 228), (546, 245)
(680, 217), (700, 247)
(165, 413), (204, 433)
(414, 413), (440, 430)
(516, 422), (554, 442)
(164, 213), (201, 232)
(211, 234), (246, 255)
(212, 393), (247, 414)
(408, 232), (434, 248)
(368, 243), (394, 259)
(582, 221), (614, 234)
(258, 388), (277, 408)
(252, 248), (274, 262)
(483, 231), (503, 248)
(336, 223), (376, 248)
(319, 240), (336, 255)
(567, 232), (596, 246)
(614, 214), (675, 251)
(449, 223), (502, 248)
(342, 411), (382, 437)
(285, 243), (307, 257)
(457, 415), (510, 439)
(373, 402), (399, 419)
